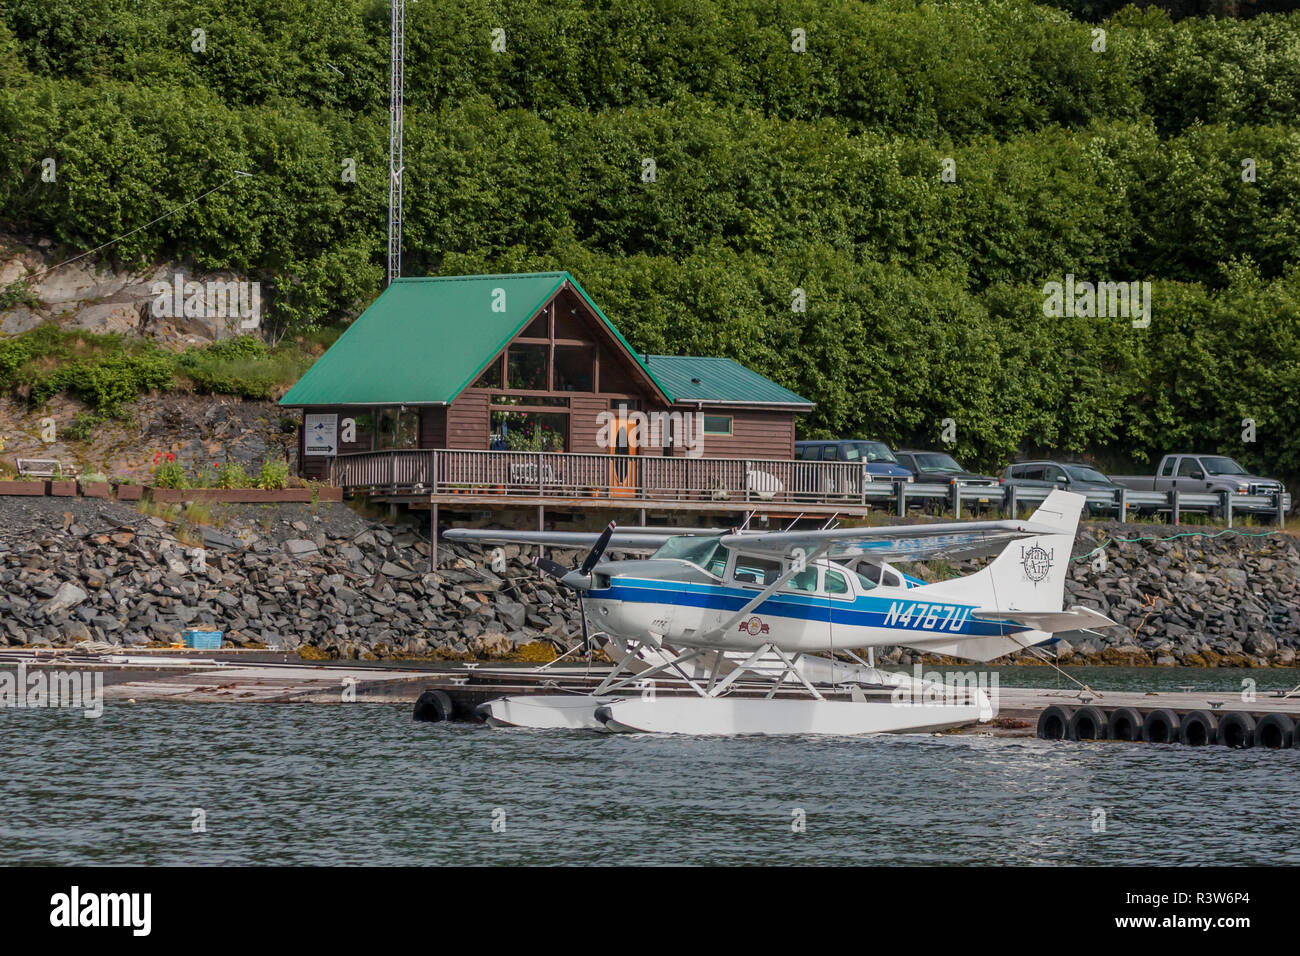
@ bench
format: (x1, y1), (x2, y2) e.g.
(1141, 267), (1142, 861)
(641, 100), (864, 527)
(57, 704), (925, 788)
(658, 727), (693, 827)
(16, 459), (79, 479)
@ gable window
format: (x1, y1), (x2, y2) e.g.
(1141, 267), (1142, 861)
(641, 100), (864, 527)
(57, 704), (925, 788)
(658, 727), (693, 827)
(507, 344), (549, 390)
(703, 415), (732, 436)
(554, 345), (594, 391)
(472, 357), (503, 389)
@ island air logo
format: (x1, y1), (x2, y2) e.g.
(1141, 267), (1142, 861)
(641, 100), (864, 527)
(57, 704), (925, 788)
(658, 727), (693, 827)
(49, 886), (151, 936)
(738, 616), (770, 636)
(0, 663), (103, 718)
(1021, 544), (1053, 584)
(151, 273), (261, 330)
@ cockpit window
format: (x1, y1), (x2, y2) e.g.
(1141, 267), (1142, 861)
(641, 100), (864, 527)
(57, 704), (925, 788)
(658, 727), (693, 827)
(825, 570), (849, 595)
(732, 554), (783, 586)
(786, 568), (819, 593)
(651, 535), (728, 576)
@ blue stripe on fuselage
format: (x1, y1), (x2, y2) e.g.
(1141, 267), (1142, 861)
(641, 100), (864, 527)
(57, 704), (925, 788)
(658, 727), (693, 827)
(586, 578), (1026, 637)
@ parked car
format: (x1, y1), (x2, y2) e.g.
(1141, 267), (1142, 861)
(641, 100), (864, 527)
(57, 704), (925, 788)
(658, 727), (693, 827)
(894, 450), (999, 514)
(1000, 459), (1122, 515)
(895, 450), (998, 488)
(1111, 453), (1287, 513)
(794, 440), (913, 481)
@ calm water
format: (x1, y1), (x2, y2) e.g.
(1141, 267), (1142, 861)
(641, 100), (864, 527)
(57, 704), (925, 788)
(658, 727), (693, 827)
(2, 667), (1298, 866)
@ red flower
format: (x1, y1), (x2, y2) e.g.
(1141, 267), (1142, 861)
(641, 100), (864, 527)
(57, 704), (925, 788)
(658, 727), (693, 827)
(166, 453), (175, 462)
(152, 452), (162, 464)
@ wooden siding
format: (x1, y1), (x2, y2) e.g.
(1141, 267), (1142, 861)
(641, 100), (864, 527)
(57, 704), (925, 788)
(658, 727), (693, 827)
(693, 406), (796, 460)
(446, 390), (491, 449)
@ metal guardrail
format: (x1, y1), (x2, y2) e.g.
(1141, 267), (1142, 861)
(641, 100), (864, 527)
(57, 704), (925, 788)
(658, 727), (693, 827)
(330, 450), (1289, 527)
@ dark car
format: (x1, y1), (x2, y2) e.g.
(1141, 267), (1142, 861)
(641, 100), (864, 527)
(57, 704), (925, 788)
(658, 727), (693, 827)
(794, 440), (913, 481)
(896, 449), (999, 513)
(895, 450), (998, 488)
(1001, 459), (1121, 515)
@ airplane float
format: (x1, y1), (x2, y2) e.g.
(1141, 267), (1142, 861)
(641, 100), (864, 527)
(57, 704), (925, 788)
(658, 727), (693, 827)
(443, 490), (1117, 736)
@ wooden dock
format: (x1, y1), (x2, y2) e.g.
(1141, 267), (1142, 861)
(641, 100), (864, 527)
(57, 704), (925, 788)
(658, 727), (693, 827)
(6, 649), (1299, 746)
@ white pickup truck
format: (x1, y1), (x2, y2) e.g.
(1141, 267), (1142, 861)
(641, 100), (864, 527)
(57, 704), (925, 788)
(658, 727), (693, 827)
(1111, 453), (1287, 509)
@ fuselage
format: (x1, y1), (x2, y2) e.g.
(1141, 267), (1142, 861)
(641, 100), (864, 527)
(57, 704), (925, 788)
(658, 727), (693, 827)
(583, 551), (1029, 654)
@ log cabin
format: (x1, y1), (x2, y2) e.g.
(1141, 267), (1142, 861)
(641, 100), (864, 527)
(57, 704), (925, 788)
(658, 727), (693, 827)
(279, 271), (813, 484)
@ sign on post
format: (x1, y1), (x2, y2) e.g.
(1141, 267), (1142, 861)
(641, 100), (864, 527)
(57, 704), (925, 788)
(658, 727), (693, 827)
(304, 414), (339, 457)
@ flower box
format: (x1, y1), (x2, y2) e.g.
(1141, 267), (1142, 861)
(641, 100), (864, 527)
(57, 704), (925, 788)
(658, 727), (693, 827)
(114, 483), (144, 501)
(0, 480), (46, 496)
(80, 481), (112, 499)
(149, 487), (314, 503)
(47, 480), (77, 497)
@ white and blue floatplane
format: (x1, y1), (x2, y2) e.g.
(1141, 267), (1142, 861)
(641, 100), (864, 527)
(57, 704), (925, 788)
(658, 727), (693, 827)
(444, 490), (1116, 736)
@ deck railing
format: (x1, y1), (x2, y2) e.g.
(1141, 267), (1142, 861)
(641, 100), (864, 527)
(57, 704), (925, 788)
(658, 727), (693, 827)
(331, 448), (871, 506)
(329, 449), (1290, 526)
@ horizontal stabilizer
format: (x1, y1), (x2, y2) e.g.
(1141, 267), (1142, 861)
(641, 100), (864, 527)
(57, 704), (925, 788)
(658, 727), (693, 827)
(972, 604), (1118, 633)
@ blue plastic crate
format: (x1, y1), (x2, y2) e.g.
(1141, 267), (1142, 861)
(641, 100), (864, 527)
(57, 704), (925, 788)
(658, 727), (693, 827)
(183, 630), (223, 650)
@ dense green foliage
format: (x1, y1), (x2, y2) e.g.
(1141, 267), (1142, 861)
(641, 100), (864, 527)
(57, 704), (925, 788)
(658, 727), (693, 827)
(2, 1), (1299, 482)
(0, 327), (311, 412)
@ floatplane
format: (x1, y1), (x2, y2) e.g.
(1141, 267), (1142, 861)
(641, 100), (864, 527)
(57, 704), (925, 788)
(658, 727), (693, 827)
(443, 490), (1116, 735)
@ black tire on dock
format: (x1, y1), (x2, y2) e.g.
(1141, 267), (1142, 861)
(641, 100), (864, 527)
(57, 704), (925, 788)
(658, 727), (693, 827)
(1037, 705), (1075, 740)
(1254, 713), (1294, 749)
(1141, 708), (1181, 744)
(1106, 707), (1144, 741)
(1180, 710), (1218, 747)
(1217, 711), (1256, 749)
(412, 689), (454, 723)
(1067, 705), (1109, 741)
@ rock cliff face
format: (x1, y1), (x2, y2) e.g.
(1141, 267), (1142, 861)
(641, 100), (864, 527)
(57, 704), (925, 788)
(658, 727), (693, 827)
(0, 500), (1297, 666)
(2, 234), (257, 347)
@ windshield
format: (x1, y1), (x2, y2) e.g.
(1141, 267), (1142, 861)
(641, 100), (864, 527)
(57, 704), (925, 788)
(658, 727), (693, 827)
(842, 441), (898, 464)
(1064, 465), (1111, 483)
(914, 453), (963, 472)
(1201, 456), (1247, 476)
(651, 535), (728, 575)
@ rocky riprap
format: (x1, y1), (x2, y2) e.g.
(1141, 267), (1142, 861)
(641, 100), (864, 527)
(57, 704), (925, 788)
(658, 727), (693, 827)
(0, 501), (1297, 666)
(0, 499), (584, 660)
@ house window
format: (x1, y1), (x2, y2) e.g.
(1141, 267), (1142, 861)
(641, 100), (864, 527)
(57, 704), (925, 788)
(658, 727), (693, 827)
(376, 407), (420, 449)
(491, 410), (567, 452)
(553, 345), (594, 391)
(703, 415), (732, 436)
(521, 310), (550, 338)
(346, 412), (375, 450)
(472, 357), (502, 389)
(506, 344), (549, 390)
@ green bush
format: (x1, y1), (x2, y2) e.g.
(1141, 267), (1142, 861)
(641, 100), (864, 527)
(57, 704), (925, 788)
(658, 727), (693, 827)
(214, 461), (252, 489)
(152, 460), (187, 489)
(255, 459), (289, 490)
(63, 413), (102, 442)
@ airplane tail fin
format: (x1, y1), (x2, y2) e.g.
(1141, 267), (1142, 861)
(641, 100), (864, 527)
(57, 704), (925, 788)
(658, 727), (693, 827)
(980, 488), (1084, 613)
(900, 490), (1089, 662)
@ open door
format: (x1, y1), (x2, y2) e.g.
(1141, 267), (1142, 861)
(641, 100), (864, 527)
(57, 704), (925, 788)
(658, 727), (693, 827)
(608, 407), (639, 497)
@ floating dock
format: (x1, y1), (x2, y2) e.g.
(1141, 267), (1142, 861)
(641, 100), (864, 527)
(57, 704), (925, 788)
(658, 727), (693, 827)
(5, 649), (1298, 747)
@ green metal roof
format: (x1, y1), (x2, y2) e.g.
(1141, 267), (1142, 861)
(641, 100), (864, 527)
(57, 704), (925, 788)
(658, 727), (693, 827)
(279, 272), (671, 407)
(645, 355), (812, 407)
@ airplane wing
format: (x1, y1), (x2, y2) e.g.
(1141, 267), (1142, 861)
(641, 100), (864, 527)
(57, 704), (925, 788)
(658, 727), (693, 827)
(442, 528), (682, 554)
(973, 605), (1119, 633)
(718, 519), (1062, 562)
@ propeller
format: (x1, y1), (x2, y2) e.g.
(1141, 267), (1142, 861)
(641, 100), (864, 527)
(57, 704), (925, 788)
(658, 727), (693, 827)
(531, 521), (616, 654)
